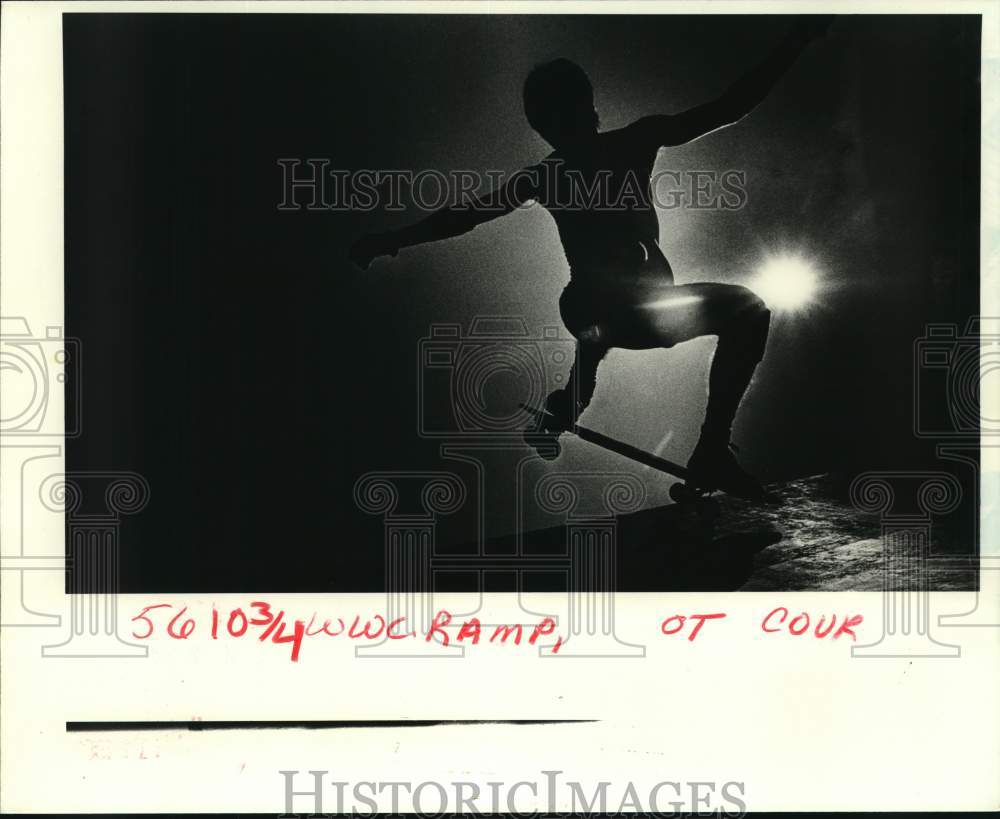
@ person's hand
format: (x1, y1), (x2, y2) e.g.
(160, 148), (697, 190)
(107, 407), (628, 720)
(348, 231), (399, 270)
(791, 15), (834, 46)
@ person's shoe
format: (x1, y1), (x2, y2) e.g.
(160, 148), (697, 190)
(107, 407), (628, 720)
(542, 388), (579, 433)
(686, 437), (765, 500)
(523, 389), (579, 460)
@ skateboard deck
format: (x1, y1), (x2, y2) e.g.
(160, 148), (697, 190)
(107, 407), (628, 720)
(519, 403), (710, 502)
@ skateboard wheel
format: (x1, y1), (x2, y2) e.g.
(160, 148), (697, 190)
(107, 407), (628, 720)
(669, 483), (704, 503)
(523, 431), (561, 461)
(538, 441), (561, 460)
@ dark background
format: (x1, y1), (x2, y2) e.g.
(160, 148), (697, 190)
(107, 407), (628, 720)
(64, 14), (980, 591)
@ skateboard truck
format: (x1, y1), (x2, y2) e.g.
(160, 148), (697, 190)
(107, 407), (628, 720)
(519, 403), (711, 502)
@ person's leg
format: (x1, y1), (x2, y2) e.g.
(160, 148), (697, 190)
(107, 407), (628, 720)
(541, 280), (771, 494)
(527, 333), (608, 459)
(701, 306), (770, 442)
(535, 285), (613, 433)
(602, 281), (772, 495)
(686, 289), (771, 495)
(544, 335), (609, 430)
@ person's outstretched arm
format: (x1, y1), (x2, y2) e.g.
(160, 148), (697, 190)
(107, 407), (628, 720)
(634, 15), (833, 148)
(348, 169), (539, 269)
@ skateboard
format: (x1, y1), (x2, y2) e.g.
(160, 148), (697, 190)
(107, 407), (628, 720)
(520, 403), (712, 503)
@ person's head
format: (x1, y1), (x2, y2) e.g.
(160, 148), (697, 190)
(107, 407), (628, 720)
(523, 58), (599, 149)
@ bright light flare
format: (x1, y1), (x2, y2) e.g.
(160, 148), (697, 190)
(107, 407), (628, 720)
(750, 253), (820, 312)
(645, 295), (702, 311)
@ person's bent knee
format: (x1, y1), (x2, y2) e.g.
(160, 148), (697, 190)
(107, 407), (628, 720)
(730, 284), (768, 315)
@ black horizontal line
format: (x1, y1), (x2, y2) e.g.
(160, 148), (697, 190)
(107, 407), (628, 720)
(67, 719), (594, 732)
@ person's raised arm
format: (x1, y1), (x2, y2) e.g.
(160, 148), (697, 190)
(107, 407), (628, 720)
(633, 15), (833, 149)
(348, 167), (539, 270)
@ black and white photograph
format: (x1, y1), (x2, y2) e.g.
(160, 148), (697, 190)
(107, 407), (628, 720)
(63, 11), (982, 592)
(1, 1), (997, 815)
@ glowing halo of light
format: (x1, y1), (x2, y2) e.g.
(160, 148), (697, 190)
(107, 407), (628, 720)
(749, 252), (821, 312)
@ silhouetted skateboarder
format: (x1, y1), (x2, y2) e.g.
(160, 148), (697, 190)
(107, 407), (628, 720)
(351, 17), (831, 498)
